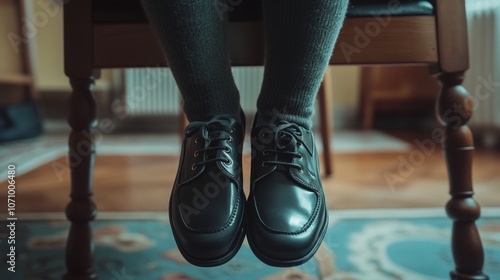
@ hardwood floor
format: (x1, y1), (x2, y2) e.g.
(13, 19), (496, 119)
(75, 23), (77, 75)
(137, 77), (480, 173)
(2, 148), (499, 212)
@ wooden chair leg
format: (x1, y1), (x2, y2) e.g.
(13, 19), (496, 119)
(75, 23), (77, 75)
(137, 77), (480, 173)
(178, 99), (188, 140)
(362, 97), (374, 130)
(179, 113), (188, 139)
(436, 72), (488, 280)
(318, 66), (333, 176)
(63, 75), (98, 280)
(359, 67), (375, 130)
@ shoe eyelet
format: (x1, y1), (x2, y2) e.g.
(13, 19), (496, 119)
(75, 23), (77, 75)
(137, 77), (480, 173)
(194, 137), (200, 144)
(194, 150), (199, 157)
(228, 136), (233, 142)
(298, 168), (304, 173)
(191, 164), (197, 170)
(225, 159), (232, 165)
(262, 150), (269, 156)
(297, 142), (302, 146)
(298, 154), (303, 160)
(229, 129), (234, 133)
(225, 147), (231, 153)
(261, 162), (268, 167)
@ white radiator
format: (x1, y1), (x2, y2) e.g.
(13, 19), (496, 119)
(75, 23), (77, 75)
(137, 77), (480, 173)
(125, 1), (500, 128)
(125, 67), (264, 116)
(464, 0), (500, 129)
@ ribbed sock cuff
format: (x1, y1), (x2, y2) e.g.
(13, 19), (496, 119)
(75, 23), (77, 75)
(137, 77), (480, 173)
(257, 0), (349, 129)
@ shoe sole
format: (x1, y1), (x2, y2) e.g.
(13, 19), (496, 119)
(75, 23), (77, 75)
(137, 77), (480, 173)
(246, 210), (328, 267)
(168, 194), (246, 267)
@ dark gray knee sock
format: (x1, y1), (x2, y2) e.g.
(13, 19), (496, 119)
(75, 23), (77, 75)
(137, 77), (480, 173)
(257, 0), (349, 128)
(141, 0), (240, 122)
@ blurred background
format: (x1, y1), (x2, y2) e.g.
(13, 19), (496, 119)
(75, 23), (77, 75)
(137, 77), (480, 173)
(0, 0), (499, 279)
(0, 0), (500, 211)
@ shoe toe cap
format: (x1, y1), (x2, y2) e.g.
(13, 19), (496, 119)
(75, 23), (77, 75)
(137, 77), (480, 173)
(171, 181), (245, 263)
(248, 205), (328, 264)
(174, 223), (244, 260)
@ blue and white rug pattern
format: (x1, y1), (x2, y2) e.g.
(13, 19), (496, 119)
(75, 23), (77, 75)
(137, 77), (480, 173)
(0, 209), (498, 280)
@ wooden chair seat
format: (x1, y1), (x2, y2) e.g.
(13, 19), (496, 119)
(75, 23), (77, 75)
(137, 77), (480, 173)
(90, 0), (434, 23)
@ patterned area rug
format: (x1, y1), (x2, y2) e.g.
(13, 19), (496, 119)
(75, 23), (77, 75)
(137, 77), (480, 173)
(1, 209), (499, 280)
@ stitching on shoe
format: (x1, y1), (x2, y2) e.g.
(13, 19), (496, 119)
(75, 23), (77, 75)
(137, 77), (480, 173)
(180, 178), (243, 234)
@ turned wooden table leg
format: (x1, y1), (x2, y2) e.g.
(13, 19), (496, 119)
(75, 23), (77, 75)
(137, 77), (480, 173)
(63, 76), (98, 280)
(436, 72), (488, 280)
(318, 66), (334, 176)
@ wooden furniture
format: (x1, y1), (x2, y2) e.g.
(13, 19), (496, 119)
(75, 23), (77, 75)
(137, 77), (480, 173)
(0, 0), (42, 142)
(359, 66), (441, 129)
(62, 0), (488, 279)
(0, 0), (36, 99)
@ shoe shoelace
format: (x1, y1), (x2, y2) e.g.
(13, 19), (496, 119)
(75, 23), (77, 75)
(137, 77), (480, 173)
(185, 116), (235, 170)
(261, 122), (313, 172)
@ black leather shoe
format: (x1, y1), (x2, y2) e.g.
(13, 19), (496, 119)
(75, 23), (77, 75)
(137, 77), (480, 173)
(170, 114), (246, 266)
(247, 116), (328, 267)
